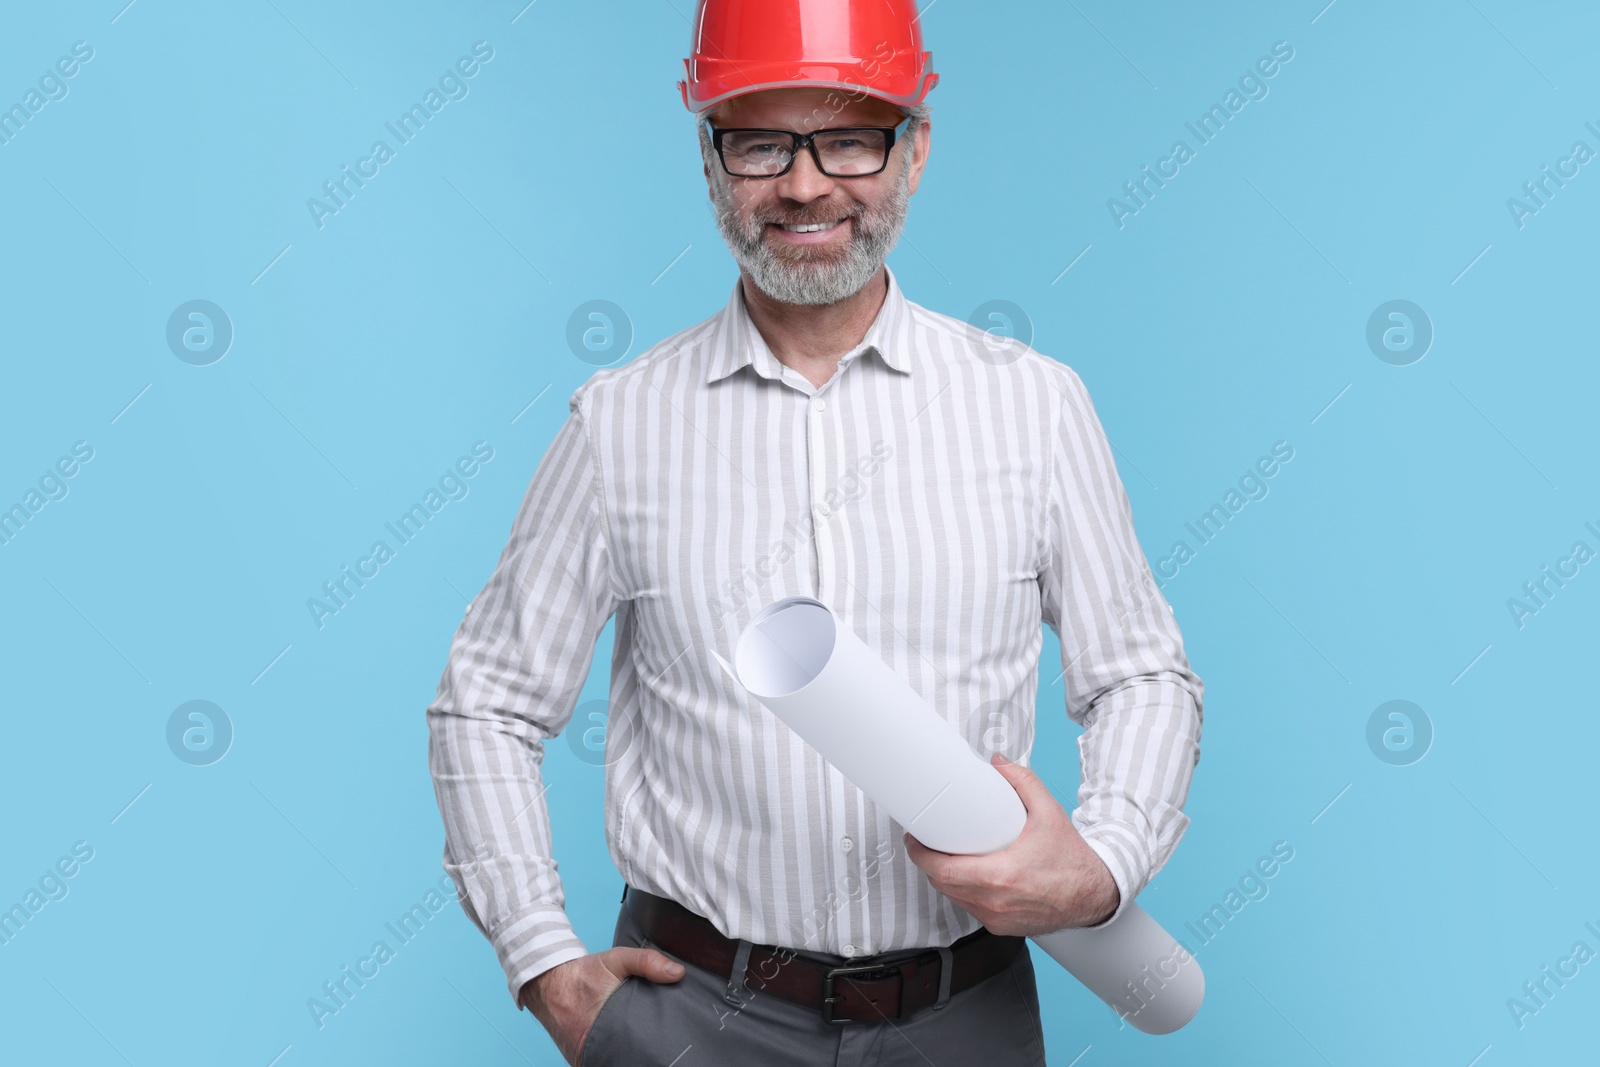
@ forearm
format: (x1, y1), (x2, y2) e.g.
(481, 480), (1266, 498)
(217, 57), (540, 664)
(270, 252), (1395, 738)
(1070, 668), (1202, 927)
(428, 697), (589, 1006)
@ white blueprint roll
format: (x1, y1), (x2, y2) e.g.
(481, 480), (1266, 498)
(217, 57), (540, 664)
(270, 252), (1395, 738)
(714, 594), (1204, 1035)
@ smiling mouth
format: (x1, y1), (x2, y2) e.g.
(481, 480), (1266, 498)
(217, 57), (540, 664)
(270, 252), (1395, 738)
(775, 219), (844, 234)
(763, 212), (859, 238)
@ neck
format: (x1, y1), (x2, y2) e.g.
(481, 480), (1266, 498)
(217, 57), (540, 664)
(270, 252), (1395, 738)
(740, 267), (889, 390)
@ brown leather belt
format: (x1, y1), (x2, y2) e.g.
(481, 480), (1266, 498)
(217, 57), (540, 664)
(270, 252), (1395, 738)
(621, 884), (1025, 1024)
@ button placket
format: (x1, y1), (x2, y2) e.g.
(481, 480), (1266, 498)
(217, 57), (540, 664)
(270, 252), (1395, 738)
(807, 388), (834, 596)
(808, 387), (856, 958)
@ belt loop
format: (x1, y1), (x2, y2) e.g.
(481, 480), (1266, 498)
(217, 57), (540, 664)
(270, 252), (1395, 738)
(932, 946), (955, 1010)
(725, 938), (754, 1007)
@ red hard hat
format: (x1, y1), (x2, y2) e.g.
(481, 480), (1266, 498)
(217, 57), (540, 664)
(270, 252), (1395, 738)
(679, 0), (939, 113)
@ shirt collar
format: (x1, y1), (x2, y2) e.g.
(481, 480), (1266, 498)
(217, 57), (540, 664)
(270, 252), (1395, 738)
(704, 265), (913, 384)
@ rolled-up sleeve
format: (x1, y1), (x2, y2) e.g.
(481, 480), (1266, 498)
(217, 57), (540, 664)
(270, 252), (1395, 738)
(1037, 368), (1204, 930)
(426, 389), (621, 1007)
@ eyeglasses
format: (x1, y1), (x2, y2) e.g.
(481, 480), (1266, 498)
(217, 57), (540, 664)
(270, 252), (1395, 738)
(706, 119), (908, 178)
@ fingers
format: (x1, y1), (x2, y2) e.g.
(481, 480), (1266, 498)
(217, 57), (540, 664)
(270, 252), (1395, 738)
(902, 832), (957, 881)
(905, 831), (992, 895)
(990, 753), (1040, 808)
(647, 949), (687, 982)
(613, 946), (686, 983)
(902, 830), (957, 861)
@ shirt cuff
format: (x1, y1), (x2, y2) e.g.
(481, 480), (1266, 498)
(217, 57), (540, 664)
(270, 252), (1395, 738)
(491, 904), (591, 1009)
(1073, 819), (1146, 930)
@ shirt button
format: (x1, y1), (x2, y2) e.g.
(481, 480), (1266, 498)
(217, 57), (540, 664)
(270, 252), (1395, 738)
(840, 836), (854, 853)
(811, 397), (827, 412)
(842, 944), (857, 957)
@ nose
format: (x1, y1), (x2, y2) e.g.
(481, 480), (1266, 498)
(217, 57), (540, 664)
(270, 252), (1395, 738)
(772, 142), (837, 204)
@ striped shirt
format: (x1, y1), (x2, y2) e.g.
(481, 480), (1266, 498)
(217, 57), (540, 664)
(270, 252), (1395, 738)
(426, 266), (1205, 1007)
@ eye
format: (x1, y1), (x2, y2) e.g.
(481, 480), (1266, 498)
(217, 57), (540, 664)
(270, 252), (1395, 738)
(723, 133), (790, 157)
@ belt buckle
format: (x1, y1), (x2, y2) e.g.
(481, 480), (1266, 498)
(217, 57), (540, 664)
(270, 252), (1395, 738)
(820, 961), (902, 1025)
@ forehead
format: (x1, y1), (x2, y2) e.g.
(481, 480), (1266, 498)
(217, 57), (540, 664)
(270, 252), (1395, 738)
(709, 87), (905, 130)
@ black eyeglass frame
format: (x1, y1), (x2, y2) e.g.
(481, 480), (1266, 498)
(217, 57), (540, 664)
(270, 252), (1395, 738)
(705, 118), (911, 179)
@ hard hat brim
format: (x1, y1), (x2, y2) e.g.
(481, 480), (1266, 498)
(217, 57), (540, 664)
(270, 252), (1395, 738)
(681, 68), (938, 114)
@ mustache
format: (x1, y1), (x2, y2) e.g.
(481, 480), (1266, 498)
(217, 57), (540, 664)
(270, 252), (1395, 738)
(751, 202), (862, 228)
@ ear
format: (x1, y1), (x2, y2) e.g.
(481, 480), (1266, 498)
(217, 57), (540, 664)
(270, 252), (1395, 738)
(906, 119), (932, 196)
(701, 110), (719, 202)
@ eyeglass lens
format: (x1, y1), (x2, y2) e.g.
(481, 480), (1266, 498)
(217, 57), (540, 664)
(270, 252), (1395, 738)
(719, 129), (890, 177)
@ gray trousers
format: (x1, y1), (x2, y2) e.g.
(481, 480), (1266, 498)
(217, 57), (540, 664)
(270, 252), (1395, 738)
(578, 890), (1049, 1066)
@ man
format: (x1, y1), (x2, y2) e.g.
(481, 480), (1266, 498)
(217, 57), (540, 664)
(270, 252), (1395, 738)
(426, 1), (1204, 1063)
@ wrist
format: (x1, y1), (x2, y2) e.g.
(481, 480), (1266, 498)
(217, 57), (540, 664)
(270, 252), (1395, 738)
(1086, 872), (1120, 925)
(1073, 823), (1141, 928)
(517, 978), (539, 1012)
(518, 967), (559, 1012)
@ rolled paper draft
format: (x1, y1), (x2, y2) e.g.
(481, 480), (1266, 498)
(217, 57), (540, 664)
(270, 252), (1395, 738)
(714, 594), (1204, 1035)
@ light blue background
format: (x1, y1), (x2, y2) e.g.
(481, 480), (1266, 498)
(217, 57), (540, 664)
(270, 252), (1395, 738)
(2, 1), (1596, 1064)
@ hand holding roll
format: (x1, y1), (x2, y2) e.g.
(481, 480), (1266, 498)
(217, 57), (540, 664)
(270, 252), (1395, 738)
(901, 753), (1122, 934)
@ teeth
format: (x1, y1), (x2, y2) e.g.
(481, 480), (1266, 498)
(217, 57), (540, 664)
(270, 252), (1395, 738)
(780, 220), (841, 233)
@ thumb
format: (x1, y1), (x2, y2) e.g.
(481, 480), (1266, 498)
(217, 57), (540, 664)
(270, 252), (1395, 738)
(613, 945), (687, 983)
(990, 752), (1042, 803)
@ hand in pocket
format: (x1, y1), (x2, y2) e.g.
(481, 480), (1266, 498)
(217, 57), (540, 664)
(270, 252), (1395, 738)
(519, 946), (687, 1066)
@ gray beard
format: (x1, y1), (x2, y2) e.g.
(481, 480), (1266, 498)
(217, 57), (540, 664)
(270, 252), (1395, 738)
(709, 157), (912, 306)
